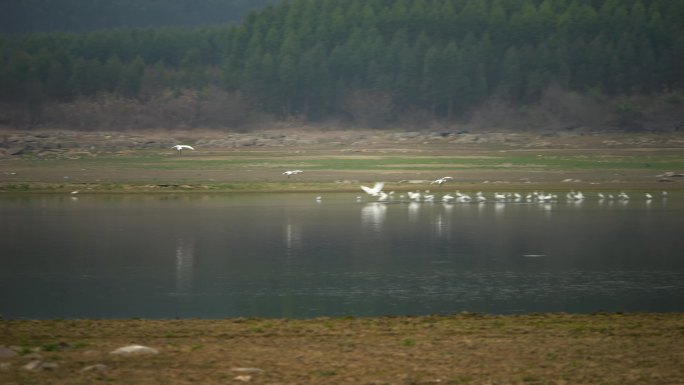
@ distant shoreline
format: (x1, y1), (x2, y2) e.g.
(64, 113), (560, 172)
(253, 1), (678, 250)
(2, 129), (683, 193)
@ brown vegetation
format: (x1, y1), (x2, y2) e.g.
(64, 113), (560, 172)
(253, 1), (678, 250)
(2, 88), (682, 133)
(1, 314), (683, 385)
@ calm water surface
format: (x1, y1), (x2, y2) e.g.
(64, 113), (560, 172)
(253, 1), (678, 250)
(1, 193), (683, 319)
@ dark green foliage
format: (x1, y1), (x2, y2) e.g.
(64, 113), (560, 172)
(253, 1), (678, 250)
(0, 0), (277, 34)
(1, 0), (683, 126)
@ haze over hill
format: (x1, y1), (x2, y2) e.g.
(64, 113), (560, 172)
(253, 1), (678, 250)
(0, 0), (683, 132)
(0, 0), (277, 34)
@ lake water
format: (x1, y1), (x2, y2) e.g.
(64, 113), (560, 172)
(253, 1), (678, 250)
(1, 192), (683, 319)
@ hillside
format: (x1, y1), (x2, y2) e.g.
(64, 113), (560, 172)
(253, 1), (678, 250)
(0, 0), (276, 34)
(1, 0), (683, 131)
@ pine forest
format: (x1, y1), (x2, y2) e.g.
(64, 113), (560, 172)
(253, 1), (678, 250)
(1, 0), (683, 130)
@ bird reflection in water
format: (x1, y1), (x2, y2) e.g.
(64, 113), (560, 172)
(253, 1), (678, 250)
(361, 202), (387, 232)
(408, 202), (420, 222)
(284, 221), (302, 255)
(175, 238), (194, 296)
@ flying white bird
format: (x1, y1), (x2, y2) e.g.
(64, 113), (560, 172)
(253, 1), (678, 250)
(283, 169), (303, 177)
(361, 182), (385, 196)
(172, 144), (194, 155)
(430, 176), (453, 185)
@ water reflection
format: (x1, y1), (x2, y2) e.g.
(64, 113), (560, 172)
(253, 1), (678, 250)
(175, 238), (194, 296)
(408, 202), (420, 222)
(0, 193), (683, 319)
(361, 202), (387, 232)
(284, 221), (302, 254)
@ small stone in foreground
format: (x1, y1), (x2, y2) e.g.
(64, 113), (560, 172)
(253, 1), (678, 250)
(80, 364), (108, 372)
(0, 346), (18, 358)
(23, 360), (58, 371)
(231, 367), (265, 373)
(110, 345), (159, 355)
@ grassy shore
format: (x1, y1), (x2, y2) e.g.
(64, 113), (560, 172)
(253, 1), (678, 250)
(1, 314), (683, 384)
(1, 129), (683, 193)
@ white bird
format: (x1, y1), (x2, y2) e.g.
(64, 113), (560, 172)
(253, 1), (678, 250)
(442, 194), (455, 202)
(408, 191), (421, 201)
(494, 192), (506, 201)
(283, 169), (303, 177)
(361, 182), (385, 197)
(315, 196), (322, 202)
(430, 176), (453, 185)
(645, 193), (653, 199)
(172, 144), (194, 155)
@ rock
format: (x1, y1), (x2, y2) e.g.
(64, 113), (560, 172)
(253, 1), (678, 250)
(6, 147), (25, 155)
(109, 345), (159, 355)
(0, 346), (17, 358)
(657, 171), (684, 178)
(234, 375), (252, 382)
(231, 367), (265, 373)
(80, 364), (108, 372)
(0, 362), (11, 370)
(23, 360), (58, 371)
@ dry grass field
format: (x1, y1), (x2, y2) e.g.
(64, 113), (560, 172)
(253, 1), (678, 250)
(2, 314), (684, 385)
(1, 129), (683, 193)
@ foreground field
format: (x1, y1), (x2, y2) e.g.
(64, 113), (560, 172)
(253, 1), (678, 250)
(1, 129), (683, 193)
(1, 314), (683, 385)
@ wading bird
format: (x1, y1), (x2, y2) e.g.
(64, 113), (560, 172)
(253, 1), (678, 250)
(172, 144), (194, 155)
(408, 191), (422, 201)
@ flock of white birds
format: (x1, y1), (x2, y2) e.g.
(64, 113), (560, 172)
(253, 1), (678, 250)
(354, 177), (667, 204)
(172, 146), (667, 204)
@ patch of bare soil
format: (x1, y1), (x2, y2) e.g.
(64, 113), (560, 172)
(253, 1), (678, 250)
(1, 314), (683, 385)
(1, 129), (683, 192)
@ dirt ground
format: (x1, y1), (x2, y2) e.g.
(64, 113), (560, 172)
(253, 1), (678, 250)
(1, 314), (683, 385)
(1, 128), (683, 192)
